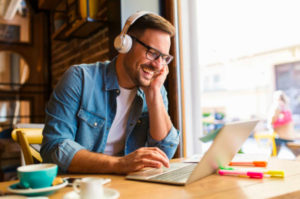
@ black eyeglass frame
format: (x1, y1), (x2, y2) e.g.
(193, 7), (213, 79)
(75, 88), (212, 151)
(131, 36), (173, 64)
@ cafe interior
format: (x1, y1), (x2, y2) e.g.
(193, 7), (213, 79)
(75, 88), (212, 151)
(1, 0), (300, 198)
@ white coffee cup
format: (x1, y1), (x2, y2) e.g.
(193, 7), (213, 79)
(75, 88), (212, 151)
(73, 177), (105, 199)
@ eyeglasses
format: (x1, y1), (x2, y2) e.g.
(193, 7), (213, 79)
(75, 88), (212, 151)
(131, 36), (173, 65)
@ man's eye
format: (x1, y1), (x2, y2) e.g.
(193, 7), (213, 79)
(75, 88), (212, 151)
(148, 49), (159, 58)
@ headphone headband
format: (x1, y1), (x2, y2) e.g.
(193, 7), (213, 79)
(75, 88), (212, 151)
(114, 11), (158, 53)
(120, 11), (154, 38)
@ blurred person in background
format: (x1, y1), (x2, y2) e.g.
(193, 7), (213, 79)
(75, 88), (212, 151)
(269, 90), (300, 140)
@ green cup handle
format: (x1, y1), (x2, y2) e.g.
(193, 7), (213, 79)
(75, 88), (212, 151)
(20, 181), (30, 189)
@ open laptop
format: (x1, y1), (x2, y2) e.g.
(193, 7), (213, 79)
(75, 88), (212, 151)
(126, 120), (259, 185)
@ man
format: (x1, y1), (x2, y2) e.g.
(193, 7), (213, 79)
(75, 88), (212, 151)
(41, 11), (180, 174)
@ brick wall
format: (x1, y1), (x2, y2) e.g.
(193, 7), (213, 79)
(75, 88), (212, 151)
(50, 27), (110, 88)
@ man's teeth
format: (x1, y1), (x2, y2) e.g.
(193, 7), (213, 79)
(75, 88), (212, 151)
(143, 67), (153, 73)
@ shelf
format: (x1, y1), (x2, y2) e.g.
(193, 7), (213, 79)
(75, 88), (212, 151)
(49, 0), (108, 40)
(52, 23), (69, 40)
(38, 0), (61, 10)
(65, 18), (107, 38)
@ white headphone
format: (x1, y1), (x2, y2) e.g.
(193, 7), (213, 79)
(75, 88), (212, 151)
(114, 11), (155, 54)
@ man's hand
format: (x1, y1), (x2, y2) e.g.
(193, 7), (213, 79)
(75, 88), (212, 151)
(115, 147), (170, 174)
(142, 64), (169, 94)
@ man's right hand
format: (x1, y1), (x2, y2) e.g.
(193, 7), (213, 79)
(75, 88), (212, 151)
(115, 147), (170, 174)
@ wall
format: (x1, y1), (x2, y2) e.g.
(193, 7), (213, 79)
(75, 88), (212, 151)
(121, 0), (160, 26)
(0, 12), (50, 126)
(50, 27), (110, 88)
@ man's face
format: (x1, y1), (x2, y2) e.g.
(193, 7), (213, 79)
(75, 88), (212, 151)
(123, 29), (171, 87)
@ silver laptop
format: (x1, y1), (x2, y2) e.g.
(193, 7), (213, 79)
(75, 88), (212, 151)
(126, 120), (259, 185)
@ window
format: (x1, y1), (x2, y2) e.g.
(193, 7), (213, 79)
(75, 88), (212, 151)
(179, 0), (300, 156)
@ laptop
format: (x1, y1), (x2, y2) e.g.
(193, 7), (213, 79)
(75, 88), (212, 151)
(126, 120), (259, 185)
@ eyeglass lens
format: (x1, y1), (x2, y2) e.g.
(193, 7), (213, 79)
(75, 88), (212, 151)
(131, 36), (173, 64)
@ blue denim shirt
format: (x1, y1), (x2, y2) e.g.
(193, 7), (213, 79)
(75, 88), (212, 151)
(41, 58), (180, 172)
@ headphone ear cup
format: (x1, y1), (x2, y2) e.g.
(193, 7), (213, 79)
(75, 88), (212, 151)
(114, 34), (132, 54)
(114, 35), (123, 52)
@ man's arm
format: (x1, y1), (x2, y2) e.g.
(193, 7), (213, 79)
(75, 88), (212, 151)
(142, 65), (174, 141)
(145, 88), (172, 141)
(68, 147), (169, 174)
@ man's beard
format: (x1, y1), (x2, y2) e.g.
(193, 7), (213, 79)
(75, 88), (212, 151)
(125, 63), (158, 87)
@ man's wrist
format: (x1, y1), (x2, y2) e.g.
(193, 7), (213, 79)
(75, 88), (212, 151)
(145, 88), (163, 105)
(111, 156), (123, 174)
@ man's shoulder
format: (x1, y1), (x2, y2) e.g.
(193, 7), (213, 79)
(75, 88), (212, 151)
(72, 60), (111, 72)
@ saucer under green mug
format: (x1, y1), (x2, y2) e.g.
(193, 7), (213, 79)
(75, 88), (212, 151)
(17, 163), (58, 189)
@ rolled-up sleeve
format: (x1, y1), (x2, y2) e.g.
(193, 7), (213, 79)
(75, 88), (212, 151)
(50, 140), (85, 172)
(147, 126), (180, 159)
(41, 66), (84, 172)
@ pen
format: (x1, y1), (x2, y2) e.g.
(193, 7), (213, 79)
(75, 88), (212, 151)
(229, 161), (267, 167)
(219, 166), (234, 170)
(263, 170), (285, 178)
(218, 170), (263, 179)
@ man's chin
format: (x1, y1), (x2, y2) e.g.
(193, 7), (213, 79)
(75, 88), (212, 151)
(138, 79), (151, 87)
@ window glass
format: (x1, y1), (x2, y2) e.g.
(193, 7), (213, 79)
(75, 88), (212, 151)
(199, 0), (300, 131)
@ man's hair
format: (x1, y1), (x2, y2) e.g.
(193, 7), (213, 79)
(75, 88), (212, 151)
(128, 13), (175, 38)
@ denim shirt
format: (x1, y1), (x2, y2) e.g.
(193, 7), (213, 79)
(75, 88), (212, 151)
(41, 58), (180, 172)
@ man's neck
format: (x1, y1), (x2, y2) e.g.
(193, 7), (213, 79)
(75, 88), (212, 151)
(115, 55), (136, 89)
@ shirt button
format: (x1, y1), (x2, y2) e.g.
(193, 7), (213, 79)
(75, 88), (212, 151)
(94, 122), (98, 127)
(116, 89), (120, 94)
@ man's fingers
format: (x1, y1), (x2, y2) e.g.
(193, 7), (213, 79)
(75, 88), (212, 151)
(165, 65), (169, 75)
(143, 147), (169, 160)
(119, 147), (170, 174)
(137, 158), (163, 169)
(137, 147), (169, 168)
(142, 153), (169, 168)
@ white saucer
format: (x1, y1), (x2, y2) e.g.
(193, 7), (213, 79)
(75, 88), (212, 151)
(0, 196), (48, 199)
(63, 188), (120, 199)
(7, 180), (68, 196)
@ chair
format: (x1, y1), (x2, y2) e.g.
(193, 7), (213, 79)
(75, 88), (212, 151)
(254, 131), (278, 156)
(254, 130), (300, 157)
(11, 126), (43, 165)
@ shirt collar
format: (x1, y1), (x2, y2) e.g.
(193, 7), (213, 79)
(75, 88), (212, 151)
(137, 87), (145, 98)
(104, 57), (120, 91)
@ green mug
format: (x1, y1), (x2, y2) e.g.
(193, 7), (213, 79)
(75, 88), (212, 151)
(17, 164), (58, 189)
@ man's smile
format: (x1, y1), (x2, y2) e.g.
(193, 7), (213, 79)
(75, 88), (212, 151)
(141, 64), (160, 78)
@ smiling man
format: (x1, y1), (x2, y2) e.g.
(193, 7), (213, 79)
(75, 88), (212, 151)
(41, 11), (180, 174)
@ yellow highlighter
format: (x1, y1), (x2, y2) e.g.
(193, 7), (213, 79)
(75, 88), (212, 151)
(263, 170), (285, 178)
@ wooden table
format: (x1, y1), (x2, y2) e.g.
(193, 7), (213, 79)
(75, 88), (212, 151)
(1, 158), (300, 199)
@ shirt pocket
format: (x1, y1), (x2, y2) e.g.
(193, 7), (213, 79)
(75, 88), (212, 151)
(77, 108), (105, 129)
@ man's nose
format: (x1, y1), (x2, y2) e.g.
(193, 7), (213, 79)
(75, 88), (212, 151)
(150, 56), (164, 70)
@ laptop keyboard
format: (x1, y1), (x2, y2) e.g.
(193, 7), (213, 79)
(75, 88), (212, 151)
(149, 164), (197, 182)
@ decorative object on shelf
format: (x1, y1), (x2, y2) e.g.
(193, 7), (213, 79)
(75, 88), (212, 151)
(79, 0), (99, 19)
(51, 0), (107, 40)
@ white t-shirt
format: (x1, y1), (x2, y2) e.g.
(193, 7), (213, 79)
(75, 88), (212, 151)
(104, 87), (137, 155)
